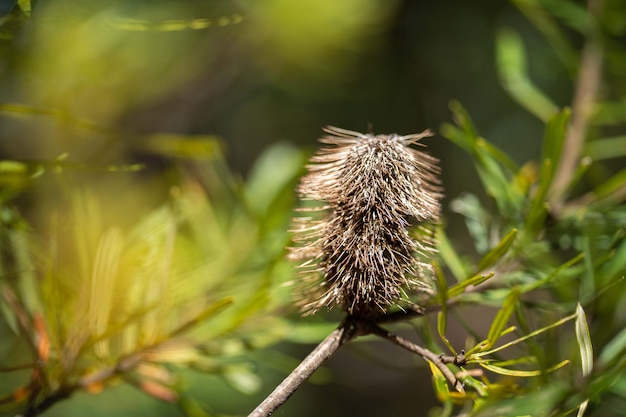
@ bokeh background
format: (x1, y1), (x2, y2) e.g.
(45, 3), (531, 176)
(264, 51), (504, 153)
(1, 0), (624, 416)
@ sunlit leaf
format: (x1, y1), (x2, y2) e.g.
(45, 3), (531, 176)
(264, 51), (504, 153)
(575, 304), (593, 377)
(479, 359), (570, 377)
(427, 360), (450, 402)
(474, 311), (577, 357)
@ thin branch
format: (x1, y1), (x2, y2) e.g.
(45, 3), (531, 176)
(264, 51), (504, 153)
(248, 317), (361, 417)
(549, 0), (604, 211)
(367, 323), (465, 393)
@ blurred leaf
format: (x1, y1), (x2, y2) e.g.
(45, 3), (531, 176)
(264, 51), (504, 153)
(110, 14), (244, 31)
(179, 395), (214, 417)
(575, 304), (593, 377)
(450, 193), (490, 253)
(526, 108), (570, 230)
(588, 167), (626, 206)
(143, 134), (224, 160)
(539, 0), (591, 33)
(282, 320), (336, 344)
(598, 326), (626, 367)
(168, 297), (234, 339)
(472, 383), (567, 417)
(437, 226), (469, 281)
(496, 27), (559, 121)
(584, 136), (626, 160)
(510, 0), (578, 72)
(244, 142), (305, 219)
(223, 364), (262, 395)
(443, 102), (523, 217)
(521, 252), (585, 292)
(134, 379), (179, 402)
(435, 261), (456, 355)
(476, 229), (517, 272)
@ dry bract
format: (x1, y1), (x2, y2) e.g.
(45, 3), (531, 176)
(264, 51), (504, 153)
(290, 126), (442, 318)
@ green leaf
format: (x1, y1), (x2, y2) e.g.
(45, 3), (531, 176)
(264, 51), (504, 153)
(143, 133), (224, 160)
(472, 383), (568, 417)
(450, 193), (490, 254)
(598, 326), (626, 366)
(223, 364), (262, 395)
(447, 272), (495, 299)
(525, 108), (571, 231)
(584, 136), (626, 160)
(476, 229), (517, 272)
(244, 143), (305, 219)
(485, 287), (520, 351)
(479, 359), (570, 376)
(589, 168), (626, 206)
(437, 227), (469, 282)
(168, 297), (234, 338)
(443, 102), (523, 217)
(575, 304), (593, 377)
(435, 261), (456, 355)
(496, 27), (558, 121)
(510, 0), (578, 72)
(427, 360), (451, 402)
(283, 321), (337, 344)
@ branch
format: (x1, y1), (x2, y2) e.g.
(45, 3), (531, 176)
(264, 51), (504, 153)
(248, 317), (360, 417)
(367, 323), (465, 393)
(549, 0), (604, 210)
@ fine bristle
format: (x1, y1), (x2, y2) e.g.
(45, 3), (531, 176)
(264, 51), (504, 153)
(289, 127), (443, 318)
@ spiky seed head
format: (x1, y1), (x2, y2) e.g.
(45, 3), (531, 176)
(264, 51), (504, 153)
(289, 126), (443, 318)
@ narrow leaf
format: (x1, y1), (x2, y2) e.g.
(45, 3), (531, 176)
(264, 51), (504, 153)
(435, 261), (456, 355)
(447, 272), (495, 299)
(496, 28), (558, 121)
(485, 287), (520, 350)
(479, 359), (570, 377)
(436, 227), (468, 281)
(526, 109), (571, 230)
(476, 229), (517, 272)
(575, 304), (593, 377)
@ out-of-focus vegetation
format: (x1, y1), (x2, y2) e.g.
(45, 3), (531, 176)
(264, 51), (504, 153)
(0, 0), (625, 416)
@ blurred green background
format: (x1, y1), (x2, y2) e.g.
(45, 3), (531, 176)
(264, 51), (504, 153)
(1, 0), (625, 416)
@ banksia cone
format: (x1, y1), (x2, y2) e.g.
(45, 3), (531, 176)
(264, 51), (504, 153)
(290, 126), (443, 318)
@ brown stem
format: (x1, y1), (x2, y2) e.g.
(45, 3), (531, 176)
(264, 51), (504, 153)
(549, 0), (604, 211)
(248, 317), (360, 417)
(367, 323), (465, 393)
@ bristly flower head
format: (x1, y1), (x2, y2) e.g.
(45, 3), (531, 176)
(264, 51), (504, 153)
(289, 126), (443, 318)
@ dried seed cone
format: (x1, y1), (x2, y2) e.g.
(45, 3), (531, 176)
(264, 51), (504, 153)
(290, 126), (443, 318)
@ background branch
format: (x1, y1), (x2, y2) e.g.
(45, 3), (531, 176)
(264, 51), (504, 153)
(549, 0), (604, 210)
